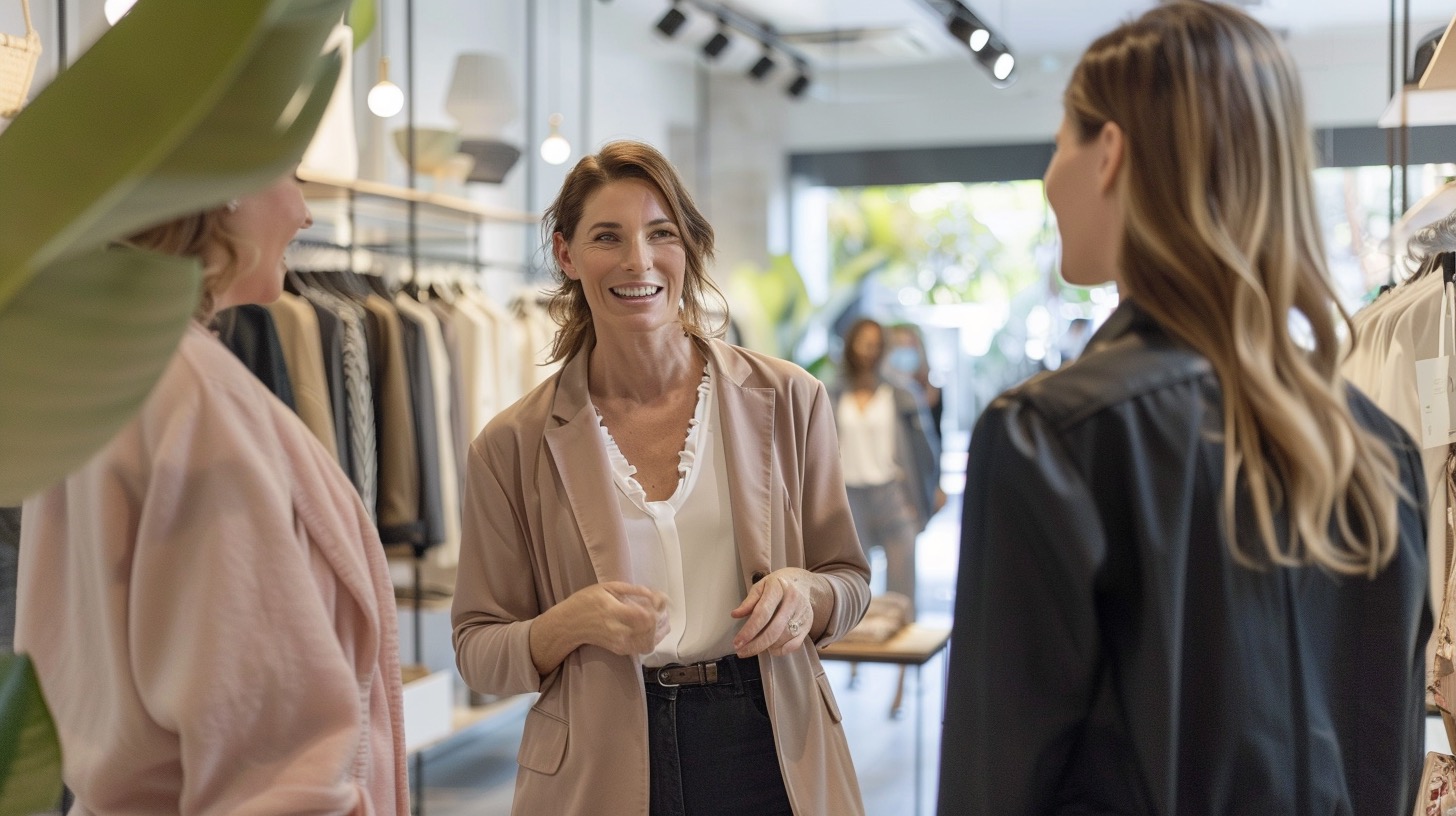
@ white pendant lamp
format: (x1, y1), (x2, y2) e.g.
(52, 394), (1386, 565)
(540, 113), (571, 165)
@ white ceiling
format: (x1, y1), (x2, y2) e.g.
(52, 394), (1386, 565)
(600, 0), (1456, 68)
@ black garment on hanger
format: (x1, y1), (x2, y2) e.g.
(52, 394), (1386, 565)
(396, 305), (445, 555)
(215, 305), (297, 411)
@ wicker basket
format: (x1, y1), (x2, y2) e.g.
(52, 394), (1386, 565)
(0, 0), (41, 119)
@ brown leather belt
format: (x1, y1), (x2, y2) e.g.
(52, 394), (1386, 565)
(643, 654), (761, 687)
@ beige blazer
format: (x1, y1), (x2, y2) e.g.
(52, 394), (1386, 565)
(452, 337), (871, 816)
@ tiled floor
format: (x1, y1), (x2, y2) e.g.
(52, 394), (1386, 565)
(410, 494), (966, 816)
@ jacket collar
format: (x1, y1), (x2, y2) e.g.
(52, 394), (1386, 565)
(1082, 297), (1168, 356)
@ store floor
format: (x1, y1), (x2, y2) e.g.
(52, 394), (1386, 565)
(410, 495), (965, 816)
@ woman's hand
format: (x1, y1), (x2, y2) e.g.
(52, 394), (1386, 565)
(530, 581), (669, 675)
(730, 568), (833, 658)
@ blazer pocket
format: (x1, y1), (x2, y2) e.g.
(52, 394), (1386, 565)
(517, 706), (569, 774)
(814, 671), (843, 724)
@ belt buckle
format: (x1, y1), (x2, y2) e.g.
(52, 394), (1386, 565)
(655, 663), (686, 687)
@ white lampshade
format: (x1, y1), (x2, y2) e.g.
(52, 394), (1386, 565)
(445, 53), (520, 138)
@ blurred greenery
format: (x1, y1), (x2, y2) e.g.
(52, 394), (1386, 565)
(349, 0), (376, 49)
(0, 656), (59, 816)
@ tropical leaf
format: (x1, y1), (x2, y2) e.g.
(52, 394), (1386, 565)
(348, 0), (376, 49)
(0, 0), (344, 311)
(0, 0), (349, 503)
(0, 249), (201, 503)
(0, 654), (62, 816)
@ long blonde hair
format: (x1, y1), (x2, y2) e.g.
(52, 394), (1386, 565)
(123, 208), (254, 321)
(1067, 1), (1404, 576)
(541, 140), (727, 364)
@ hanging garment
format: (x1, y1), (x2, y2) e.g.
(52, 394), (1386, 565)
(266, 291), (340, 461)
(393, 298), (446, 553)
(395, 294), (463, 595)
(361, 294), (422, 547)
(1343, 261), (1453, 672)
(297, 282), (378, 520)
(215, 304), (296, 411)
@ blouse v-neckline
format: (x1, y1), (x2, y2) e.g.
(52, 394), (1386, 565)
(595, 367), (713, 512)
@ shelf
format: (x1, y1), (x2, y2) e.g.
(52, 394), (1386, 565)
(408, 693), (537, 756)
(298, 168), (538, 225)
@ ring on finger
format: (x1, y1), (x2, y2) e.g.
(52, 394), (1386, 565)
(788, 619), (801, 636)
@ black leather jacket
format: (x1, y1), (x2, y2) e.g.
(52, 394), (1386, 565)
(938, 301), (1431, 815)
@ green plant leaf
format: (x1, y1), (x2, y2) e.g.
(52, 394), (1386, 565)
(0, 0), (345, 312)
(0, 248), (201, 504)
(348, 0), (376, 49)
(0, 0), (347, 503)
(0, 654), (62, 816)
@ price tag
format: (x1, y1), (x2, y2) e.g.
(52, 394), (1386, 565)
(1417, 355), (1456, 449)
(1417, 276), (1456, 449)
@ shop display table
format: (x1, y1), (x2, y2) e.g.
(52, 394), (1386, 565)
(819, 624), (952, 815)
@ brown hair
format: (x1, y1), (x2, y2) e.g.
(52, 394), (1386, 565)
(541, 140), (727, 363)
(841, 317), (886, 381)
(123, 208), (254, 322)
(1066, 1), (1403, 576)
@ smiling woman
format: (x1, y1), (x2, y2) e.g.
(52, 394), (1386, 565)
(450, 140), (871, 816)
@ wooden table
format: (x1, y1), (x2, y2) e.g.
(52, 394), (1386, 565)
(819, 624), (952, 816)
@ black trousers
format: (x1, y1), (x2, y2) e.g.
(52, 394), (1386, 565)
(644, 654), (793, 816)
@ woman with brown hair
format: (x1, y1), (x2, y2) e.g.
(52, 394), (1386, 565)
(938, 3), (1430, 814)
(451, 140), (869, 816)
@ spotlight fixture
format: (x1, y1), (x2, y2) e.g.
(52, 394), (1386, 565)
(786, 70), (811, 99)
(655, 3), (687, 38)
(748, 51), (776, 81)
(702, 24), (731, 60)
(924, 1), (1016, 86)
(946, 12), (988, 51)
(976, 44), (1016, 86)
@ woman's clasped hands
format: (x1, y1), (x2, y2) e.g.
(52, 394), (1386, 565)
(731, 567), (829, 658)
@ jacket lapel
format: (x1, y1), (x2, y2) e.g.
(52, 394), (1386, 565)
(543, 339), (635, 585)
(708, 340), (777, 586)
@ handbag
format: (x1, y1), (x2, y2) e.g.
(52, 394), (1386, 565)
(0, 0), (41, 118)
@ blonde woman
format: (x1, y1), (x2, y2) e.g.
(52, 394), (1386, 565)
(16, 175), (408, 814)
(938, 3), (1430, 814)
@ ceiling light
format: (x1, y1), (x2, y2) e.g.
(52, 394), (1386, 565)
(655, 4), (687, 38)
(969, 29), (990, 51)
(975, 44), (1016, 87)
(787, 71), (811, 99)
(540, 113), (572, 165)
(993, 52), (1014, 80)
(749, 53), (776, 81)
(368, 57), (405, 118)
(702, 27), (731, 60)
(104, 0), (137, 25)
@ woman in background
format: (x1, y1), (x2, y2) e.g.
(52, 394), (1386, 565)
(833, 317), (942, 617)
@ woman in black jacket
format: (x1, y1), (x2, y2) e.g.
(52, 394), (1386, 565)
(937, 3), (1431, 814)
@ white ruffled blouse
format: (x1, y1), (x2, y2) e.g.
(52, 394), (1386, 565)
(595, 368), (741, 666)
